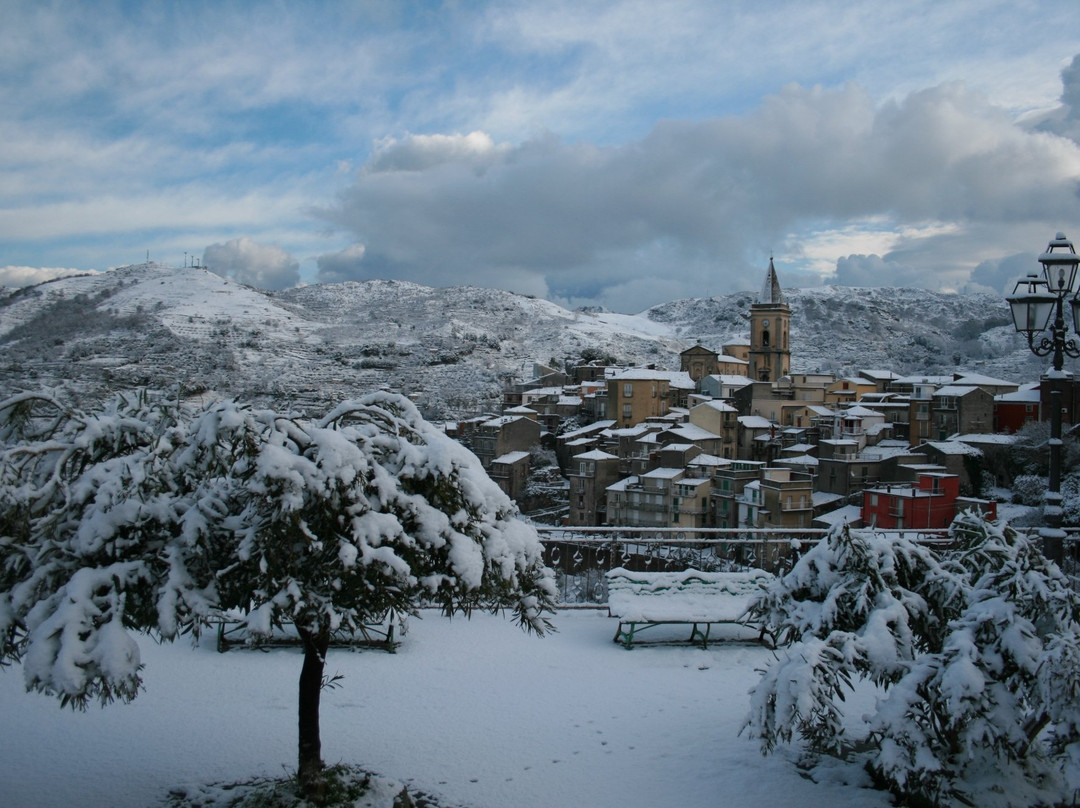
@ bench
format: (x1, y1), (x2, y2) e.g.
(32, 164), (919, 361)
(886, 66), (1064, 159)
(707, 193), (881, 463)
(212, 609), (402, 654)
(605, 567), (775, 649)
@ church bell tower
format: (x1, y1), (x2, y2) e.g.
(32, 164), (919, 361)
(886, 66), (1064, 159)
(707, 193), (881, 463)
(749, 258), (791, 382)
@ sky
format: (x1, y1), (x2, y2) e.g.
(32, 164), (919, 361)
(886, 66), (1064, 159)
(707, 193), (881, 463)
(3, 1), (1080, 312)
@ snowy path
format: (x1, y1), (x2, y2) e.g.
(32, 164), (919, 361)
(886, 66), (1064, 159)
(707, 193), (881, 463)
(0, 609), (889, 808)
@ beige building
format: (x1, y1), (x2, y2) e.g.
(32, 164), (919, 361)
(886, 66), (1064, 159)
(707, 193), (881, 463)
(680, 345), (751, 383)
(688, 399), (739, 459)
(606, 467), (712, 528)
(722, 339), (751, 363)
(748, 467), (815, 529)
(607, 369), (672, 427)
(825, 377), (877, 405)
(748, 259), (791, 383)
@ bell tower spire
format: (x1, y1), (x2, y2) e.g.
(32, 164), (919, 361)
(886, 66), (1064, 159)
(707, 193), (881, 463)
(760, 256), (786, 305)
(749, 257), (791, 382)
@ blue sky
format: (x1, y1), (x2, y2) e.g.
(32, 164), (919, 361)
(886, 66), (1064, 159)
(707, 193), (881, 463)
(4, 1), (1080, 312)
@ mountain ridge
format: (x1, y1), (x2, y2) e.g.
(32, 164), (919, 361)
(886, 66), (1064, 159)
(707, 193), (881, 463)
(0, 263), (1043, 418)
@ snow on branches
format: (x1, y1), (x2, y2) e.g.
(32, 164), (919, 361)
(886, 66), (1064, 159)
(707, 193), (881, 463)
(745, 516), (1080, 808)
(0, 390), (557, 710)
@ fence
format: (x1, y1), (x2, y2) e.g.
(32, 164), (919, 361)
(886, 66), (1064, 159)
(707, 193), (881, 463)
(535, 526), (1080, 605)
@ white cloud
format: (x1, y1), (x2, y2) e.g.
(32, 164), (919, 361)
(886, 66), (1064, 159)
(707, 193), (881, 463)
(0, 266), (97, 289)
(318, 79), (1080, 311)
(5, 2), (1080, 310)
(202, 238), (299, 290)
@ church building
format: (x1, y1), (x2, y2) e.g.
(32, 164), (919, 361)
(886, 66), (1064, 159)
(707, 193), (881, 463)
(748, 258), (791, 382)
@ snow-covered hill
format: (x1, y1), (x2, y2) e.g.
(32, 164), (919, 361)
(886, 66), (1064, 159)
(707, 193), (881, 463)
(0, 263), (1044, 418)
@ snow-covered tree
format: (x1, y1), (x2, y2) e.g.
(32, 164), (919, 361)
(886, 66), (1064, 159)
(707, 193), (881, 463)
(0, 390), (556, 802)
(745, 515), (1080, 808)
(1062, 470), (1080, 528)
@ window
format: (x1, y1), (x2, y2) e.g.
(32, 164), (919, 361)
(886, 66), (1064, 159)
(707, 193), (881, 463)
(762, 330), (770, 347)
(622, 404), (632, 420)
(623, 383), (633, 398)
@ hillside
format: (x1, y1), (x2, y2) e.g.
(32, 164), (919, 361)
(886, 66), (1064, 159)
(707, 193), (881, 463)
(0, 263), (1042, 418)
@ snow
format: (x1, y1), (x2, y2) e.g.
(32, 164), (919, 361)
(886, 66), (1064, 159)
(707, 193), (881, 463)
(0, 609), (893, 808)
(606, 567), (774, 623)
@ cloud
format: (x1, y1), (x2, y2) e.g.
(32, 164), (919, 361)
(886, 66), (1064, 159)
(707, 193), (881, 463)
(833, 254), (943, 289)
(1031, 54), (1080, 144)
(318, 79), (1080, 311)
(0, 265), (96, 289)
(316, 244), (367, 284)
(6, 3), (1080, 311)
(969, 252), (1041, 296)
(202, 238), (299, 290)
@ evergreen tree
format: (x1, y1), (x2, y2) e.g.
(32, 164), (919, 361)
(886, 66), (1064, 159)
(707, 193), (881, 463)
(0, 390), (556, 803)
(745, 515), (1080, 807)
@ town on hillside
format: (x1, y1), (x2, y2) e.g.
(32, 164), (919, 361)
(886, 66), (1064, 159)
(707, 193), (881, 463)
(445, 260), (1080, 532)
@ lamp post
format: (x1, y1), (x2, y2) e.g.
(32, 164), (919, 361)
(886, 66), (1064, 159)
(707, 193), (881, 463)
(1006, 233), (1080, 563)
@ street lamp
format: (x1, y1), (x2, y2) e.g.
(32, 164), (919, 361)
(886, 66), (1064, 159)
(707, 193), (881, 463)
(1006, 232), (1080, 563)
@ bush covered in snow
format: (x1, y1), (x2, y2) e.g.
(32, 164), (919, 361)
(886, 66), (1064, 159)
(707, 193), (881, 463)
(745, 515), (1080, 808)
(0, 389), (556, 803)
(1012, 474), (1049, 507)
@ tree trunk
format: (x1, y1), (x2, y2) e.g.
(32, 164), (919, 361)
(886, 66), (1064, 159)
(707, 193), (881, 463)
(297, 624), (330, 804)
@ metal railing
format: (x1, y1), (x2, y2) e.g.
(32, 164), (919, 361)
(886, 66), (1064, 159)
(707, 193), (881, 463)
(535, 525), (1080, 605)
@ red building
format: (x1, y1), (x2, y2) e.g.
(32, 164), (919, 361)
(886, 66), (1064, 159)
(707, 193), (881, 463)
(861, 473), (996, 530)
(994, 386), (1041, 434)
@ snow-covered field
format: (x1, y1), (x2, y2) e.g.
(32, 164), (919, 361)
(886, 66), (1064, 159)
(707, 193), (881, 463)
(0, 608), (890, 808)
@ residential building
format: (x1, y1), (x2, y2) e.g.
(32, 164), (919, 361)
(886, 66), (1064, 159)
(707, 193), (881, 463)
(711, 460), (766, 528)
(825, 376), (877, 405)
(567, 449), (621, 526)
(554, 419), (614, 472)
(471, 415), (541, 469)
(859, 369), (901, 393)
(606, 468), (711, 528)
(489, 451), (531, 503)
(688, 399), (739, 459)
(994, 385), (1041, 434)
(918, 440), (984, 494)
(737, 414), (780, 462)
(930, 385), (994, 439)
(750, 467), (815, 529)
(607, 369), (673, 427)
(699, 374), (754, 401)
(861, 472), (997, 530)
(656, 423), (724, 458)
